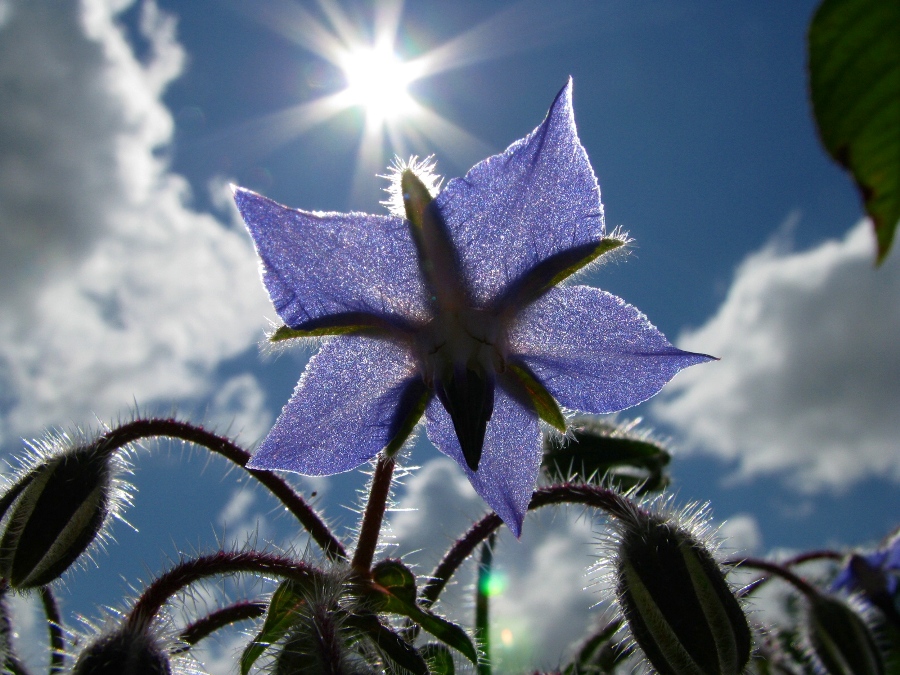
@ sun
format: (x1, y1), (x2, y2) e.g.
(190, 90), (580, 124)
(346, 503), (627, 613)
(338, 43), (420, 122)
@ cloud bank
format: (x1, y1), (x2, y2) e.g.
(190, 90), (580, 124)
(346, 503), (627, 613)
(653, 221), (900, 491)
(0, 0), (271, 446)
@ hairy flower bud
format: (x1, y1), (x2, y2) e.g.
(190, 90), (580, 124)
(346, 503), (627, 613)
(0, 446), (114, 588)
(807, 596), (884, 675)
(73, 627), (171, 675)
(615, 513), (751, 675)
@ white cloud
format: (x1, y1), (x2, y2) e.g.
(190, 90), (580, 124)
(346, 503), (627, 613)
(653, 221), (900, 491)
(0, 0), (271, 445)
(207, 374), (273, 446)
(718, 512), (763, 557)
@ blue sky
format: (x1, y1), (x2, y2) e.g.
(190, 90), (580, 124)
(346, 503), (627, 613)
(0, 0), (898, 671)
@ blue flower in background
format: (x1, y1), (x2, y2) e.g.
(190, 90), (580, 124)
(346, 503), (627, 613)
(833, 533), (900, 599)
(233, 80), (712, 536)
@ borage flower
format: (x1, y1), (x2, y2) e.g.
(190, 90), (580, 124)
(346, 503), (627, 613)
(233, 80), (712, 536)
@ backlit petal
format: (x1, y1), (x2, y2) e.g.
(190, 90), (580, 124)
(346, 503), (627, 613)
(234, 188), (429, 328)
(509, 286), (714, 413)
(248, 337), (420, 474)
(433, 79), (605, 306)
(425, 388), (540, 537)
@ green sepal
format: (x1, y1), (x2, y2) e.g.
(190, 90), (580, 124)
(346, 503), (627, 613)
(371, 560), (478, 664)
(503, 360), (566, 432)
(270, 324), (366, 341)
(543, 418), (671, 492)
(495, 237), (625, 314)
(345, 612), (429, 675)
(384, 384), (431, 458)
(808, 0), (900, 263)
(402, 170), (434, 229)
(421, 643), (456, 675)
(808, 596), (885, 675)
(241, 579), (310, 675)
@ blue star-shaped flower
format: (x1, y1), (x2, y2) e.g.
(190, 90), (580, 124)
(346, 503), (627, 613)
(233, 80), (712, 536)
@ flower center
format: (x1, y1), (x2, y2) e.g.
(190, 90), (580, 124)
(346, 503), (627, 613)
(417, 308), (507, 471)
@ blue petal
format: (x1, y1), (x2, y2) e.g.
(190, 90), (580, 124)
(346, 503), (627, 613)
(433, 79), (605, 306)
(233, 188), (430, 328)
(425, 388), (541, 537)
(248, 336), (419, 474)
(509, 286), (714, 413)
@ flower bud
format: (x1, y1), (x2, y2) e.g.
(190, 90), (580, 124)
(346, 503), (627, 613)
(807, 596), (884, 675)
(615, 514), (751, 675)
(0, 446), (113, 588)
(73, 627), (171, 675)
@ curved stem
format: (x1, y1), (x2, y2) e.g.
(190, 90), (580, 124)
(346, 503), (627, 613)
(173, 601), (268, 653)
(125, 551), (319, 632)
(39, 586), (64, 674)
(422, 483), (634, 607)
(734, 557), (821, 599)
(352, 455), (395, 574)
(94, 418), (347, 561)
(0, 581), (31, 675)
(727, 550), (842, 597)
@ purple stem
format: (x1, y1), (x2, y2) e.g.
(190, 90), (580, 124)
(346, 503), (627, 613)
(125, 551), (318, 632)
(93, 418), (347, 561)
(422, 483), (635, 607)
(352, 455), (395, 574)
(174, 601), (268, 653)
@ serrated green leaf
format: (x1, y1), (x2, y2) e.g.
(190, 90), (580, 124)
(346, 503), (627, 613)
(809, 0), (900, 263)
(240, 580), (308, 675)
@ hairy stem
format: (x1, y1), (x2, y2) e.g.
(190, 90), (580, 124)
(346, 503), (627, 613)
(125, 551), (318, 632)
(734, 557), (821, 599)
(93, 418), (347, 561)
(174, 601), (268, 653)
(39, 586), (64, 674)
(423, 483), (633, 607)
(351, 455), (395, 574)
(728, 551), (842, 598)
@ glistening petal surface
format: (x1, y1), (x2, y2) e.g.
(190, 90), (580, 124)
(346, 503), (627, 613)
(248, 337), (419, 474)
(509, 286), (714, 413)
(433, 79), (605, 306)
(425, 389), (541, 537)
(234, 188), (429, 327)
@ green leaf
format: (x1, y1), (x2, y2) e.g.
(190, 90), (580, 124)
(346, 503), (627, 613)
(370, 561), (478, 664)
(420, 643), (455, 675)
(542, 418), (670, 492)
(808, 0), (900, 263)
(240, 580), (308, 675)
(345, 612), (429, 675)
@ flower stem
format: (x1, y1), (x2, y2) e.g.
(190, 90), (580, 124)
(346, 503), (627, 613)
(351, 454), (395, 574)
(39, 586), (64, 674)
(174, 601), (268, 653)
(93, 418), (347, 561)
(125, 551), (318, 632)
(734, 557), (822, 599)
(726, 550), (841, 597)
(422, 483), (633, 607)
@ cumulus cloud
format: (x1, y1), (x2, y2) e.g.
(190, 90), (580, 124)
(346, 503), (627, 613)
(653, 221), (900, 491)
(0, 0), (271, 445)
